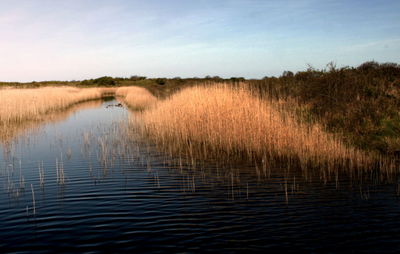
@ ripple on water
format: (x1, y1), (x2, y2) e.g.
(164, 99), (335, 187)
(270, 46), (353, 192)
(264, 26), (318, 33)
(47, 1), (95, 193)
(1, 99), (400, 253)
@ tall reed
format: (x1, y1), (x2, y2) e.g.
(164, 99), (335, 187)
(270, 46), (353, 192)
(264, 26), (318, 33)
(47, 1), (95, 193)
(0, 87), (105, 123)
(0, 87), (109, 143)
(116, 86), (157, 110)
(136, 83), (378, 170)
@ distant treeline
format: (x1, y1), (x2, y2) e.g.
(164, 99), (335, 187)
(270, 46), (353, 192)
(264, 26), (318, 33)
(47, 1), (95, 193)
(1, 61), (399, 153)
(0, 75), (243, 90)
(0, 74), (245, 97)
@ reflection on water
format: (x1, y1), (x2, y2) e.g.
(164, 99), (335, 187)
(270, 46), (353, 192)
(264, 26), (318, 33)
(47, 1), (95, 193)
(0, 100), (102, 145)
(1, 99), (400, 253)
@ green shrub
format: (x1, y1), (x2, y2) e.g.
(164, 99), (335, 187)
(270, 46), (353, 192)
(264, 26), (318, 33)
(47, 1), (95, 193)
(93, 76), (116, 86)
(155, 78), (166, 85)
(248, 61), (400, 153)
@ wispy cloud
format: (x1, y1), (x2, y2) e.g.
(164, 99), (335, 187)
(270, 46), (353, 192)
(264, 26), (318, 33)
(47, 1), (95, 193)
(0, 0), (399, 81)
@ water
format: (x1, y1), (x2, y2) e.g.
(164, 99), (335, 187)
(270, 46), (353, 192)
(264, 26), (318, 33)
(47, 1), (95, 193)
(1, 99), (400, 253)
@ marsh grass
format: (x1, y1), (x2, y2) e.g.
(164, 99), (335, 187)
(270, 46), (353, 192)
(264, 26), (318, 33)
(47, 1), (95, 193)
(56, 157), (65, 185)
(2, 83), (397, 182)
(0, 100), (103, 145)
(116, 86), (157, 110)
(129, 83), (393, 173)
(31, 184), (35, 215)
(38, 161), (45, 187)
(250, 62), (400, 154)
(0, 87), (112, 143)
(0, 87), (101, 123)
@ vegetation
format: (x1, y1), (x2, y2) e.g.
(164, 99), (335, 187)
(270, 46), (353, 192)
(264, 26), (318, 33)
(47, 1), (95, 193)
(80, 76), (116, 86)
(116, 87), (157, 110)
(118, 84), (382, 172)
(0, 87), (112, 143)
(1, 61), (399, 155)
(0, 80), (80, 88)
(248, 61), (400, 154)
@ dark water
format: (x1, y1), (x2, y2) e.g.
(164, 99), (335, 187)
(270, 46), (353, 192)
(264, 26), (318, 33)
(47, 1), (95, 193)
(1, 99), (400, 253)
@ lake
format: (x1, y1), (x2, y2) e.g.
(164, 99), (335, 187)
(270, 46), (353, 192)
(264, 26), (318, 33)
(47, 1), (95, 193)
(1, 99), (400, 253)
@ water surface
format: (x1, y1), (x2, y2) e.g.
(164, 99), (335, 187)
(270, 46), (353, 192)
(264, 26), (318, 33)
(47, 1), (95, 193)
(1, 99), (400, 253)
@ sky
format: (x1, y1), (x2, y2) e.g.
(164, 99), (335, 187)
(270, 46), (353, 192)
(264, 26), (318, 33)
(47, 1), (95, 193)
(0, 0), (399, 81)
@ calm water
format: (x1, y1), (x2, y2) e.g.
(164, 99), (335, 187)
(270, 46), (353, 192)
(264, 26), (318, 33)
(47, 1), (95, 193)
(1, 99), (400, 253)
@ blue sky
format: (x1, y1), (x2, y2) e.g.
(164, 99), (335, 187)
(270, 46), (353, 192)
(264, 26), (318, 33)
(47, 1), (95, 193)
(0, 0), (399, 81)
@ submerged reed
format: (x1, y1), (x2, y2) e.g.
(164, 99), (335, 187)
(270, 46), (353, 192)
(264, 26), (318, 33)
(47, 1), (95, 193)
(31, 184), (35, 215)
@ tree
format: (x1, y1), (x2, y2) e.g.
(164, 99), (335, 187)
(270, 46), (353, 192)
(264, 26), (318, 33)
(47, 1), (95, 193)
(282, 71), (294, 77)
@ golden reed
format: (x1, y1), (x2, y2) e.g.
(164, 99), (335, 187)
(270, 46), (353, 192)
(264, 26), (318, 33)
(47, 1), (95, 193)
(119, 83), (388, 171)
(2, 84), (393, 173)
(116, 86), (157, 110)
(0, 87), (111, 142)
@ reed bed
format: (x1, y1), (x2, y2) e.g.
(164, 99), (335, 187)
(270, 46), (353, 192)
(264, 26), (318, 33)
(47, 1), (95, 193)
(135, 84), (381, 171)
(0, 100), (102, 144)
(0, 87), (109, 143)
(116, 86), (157, 110)
(0, 87), (105, 123)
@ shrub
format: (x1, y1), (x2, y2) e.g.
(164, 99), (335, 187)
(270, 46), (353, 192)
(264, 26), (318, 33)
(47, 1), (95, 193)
(93, 76), (116, 86)
(155, 78), (166, 85)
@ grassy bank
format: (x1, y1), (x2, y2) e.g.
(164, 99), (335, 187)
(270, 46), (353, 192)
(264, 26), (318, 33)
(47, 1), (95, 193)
(118, 84), (387, 171)
(2, 61), (399, 155)
(248, 62), (400, 154)
(119, 61), (400, 156)
(1, 80), (396, 172)
(0, 100), (102, 144)
(0, 87), (111, 143)
(116, 87), (157, 110)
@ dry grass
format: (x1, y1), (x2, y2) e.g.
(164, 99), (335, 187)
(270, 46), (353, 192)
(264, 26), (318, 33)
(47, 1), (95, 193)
(0, 100), (102, 143)
(0, 87), (104, 123)
(116, 86), (157, 110)
(137, 83), (380, 170)
(0, 87), (109, 143)
(0, 86), (155, 143)
(1, 84), (392, 173)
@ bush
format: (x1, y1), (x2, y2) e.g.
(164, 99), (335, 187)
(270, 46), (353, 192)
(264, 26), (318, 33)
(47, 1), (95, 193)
(79, 76), (116, 86)
(93, 76), (116, 86)
(247, 61), (400, 153)
(130, 75), (147, 81)
(155, 78), (166, 86)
